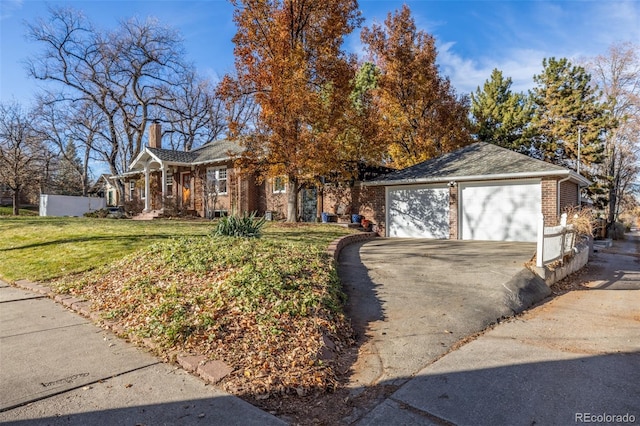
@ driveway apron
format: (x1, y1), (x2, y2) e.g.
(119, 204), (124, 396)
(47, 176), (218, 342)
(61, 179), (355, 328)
(339, 238), (537, 388)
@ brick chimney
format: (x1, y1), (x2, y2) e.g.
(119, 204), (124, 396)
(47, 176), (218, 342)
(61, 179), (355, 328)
(149, 121), (161, 149)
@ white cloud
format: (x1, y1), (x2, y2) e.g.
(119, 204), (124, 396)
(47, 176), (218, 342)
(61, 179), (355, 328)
(0, 0), (23, 21)
(436, 1), (640, 96)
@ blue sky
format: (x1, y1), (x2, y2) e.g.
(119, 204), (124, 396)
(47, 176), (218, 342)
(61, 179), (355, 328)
(1, 0), (639, 105)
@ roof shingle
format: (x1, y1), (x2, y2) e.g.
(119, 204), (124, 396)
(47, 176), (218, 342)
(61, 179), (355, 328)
(369, 142), (573, 184)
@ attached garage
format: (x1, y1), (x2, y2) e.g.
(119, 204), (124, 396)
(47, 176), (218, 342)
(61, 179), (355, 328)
(363, 142), (590, 242)
(460, 180), (540, 242)
(387, 185), (449, 238)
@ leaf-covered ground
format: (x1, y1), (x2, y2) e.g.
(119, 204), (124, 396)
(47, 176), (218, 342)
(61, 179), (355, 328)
(51, 224), (356, 397)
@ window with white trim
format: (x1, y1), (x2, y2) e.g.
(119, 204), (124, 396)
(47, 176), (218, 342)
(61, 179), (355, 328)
(129, 180), (136, 200)
(273, 176), (286, 193)
(165, 169), (174, 197)
(206, 166), (227, 195)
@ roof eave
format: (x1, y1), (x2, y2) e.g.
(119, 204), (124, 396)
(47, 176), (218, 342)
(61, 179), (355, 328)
(191, 156), (237, 166)
(364, 170), (591, 187)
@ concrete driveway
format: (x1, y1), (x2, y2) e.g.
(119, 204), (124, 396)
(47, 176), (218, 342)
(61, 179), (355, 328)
(338, 238), (546, 389)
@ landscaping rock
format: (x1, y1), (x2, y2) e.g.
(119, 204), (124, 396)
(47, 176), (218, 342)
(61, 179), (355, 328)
(177, 354), (207, 373)
(197, 360), (233, 384)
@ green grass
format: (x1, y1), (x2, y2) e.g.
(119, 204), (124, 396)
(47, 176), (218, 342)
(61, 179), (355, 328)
(0, 206), (38, 216)
(0, 216), (358, 394)
(47, 222), (356, 393)
(0, 217), (214, 282)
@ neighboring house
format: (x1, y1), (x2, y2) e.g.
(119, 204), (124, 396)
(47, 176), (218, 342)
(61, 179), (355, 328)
(362, 142), (590, 242)
(88, 174), (119, 207)
(0, 183), (12, 205)
(0, 182), (37, 207)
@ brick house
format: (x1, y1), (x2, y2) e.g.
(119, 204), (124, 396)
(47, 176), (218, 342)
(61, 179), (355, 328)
(123, 123), (384, 221)
(361, 142), (590, 242)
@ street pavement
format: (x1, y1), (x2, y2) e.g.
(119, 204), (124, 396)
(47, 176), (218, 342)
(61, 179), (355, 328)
(357, 236), (640, 425)
(0, 282), (284, 425)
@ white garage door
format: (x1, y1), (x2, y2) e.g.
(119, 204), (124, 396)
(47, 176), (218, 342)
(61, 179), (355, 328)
(387, 185), (449, 238)
(460, 180), (541, 242)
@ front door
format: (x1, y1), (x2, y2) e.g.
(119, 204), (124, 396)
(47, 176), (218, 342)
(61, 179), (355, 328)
(181, 172), (192, 209)
(302, 188), (317, 222)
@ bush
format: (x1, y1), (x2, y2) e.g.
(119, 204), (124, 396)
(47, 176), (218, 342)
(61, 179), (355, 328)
(124, 199), (144, 216)
(213, 211), (267, 238)
(564, 207), (595, 237)
(84, 208), (110, 218)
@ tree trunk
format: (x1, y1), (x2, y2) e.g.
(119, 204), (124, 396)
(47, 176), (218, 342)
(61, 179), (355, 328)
(286, 177), (298, 222)
(12, 189), (19, 216)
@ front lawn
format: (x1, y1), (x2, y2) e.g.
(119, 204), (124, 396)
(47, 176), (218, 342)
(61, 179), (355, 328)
(1, 216), (356, 397)
(0, 217), (213, 281)
(0, 206), (38, 216)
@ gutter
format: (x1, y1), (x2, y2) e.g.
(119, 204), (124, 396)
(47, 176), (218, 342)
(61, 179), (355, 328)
(364, 170), (591, 187)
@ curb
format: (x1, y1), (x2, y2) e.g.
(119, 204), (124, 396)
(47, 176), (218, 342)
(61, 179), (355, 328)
(327, 232), (378, 262)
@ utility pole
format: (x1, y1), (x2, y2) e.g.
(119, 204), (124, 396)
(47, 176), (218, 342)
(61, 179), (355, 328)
(577, 127), (582, 175)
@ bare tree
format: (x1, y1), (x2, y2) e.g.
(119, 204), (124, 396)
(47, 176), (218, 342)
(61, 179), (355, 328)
(586, 42), (640, 235)
(0, 102), (48, 215)
(34, 95), (94, 195)
(162, 72), (225, 151)
(26, 6), (191, 204)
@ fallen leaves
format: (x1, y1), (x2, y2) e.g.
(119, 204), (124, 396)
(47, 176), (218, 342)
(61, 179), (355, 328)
(49, 225), (355, 398)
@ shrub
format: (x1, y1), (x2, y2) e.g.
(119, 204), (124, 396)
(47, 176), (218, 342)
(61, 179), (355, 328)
(213, 211), (267, 238)
(564, 207), (595, 237)
(84, 208), (110, 218)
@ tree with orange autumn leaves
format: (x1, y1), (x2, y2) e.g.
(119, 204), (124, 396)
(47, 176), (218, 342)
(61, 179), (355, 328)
(222, 0), (362, 222)
(223, 2), (471, 221)
(361, 5), (473, 169)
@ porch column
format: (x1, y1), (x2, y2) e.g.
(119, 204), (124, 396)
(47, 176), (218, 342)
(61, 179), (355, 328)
(144, 160), (151, 212)
(161, 166), (167, 212)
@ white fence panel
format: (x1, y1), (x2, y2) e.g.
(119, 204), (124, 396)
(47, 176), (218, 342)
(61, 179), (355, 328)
(40, 194), (106, 217)
(536, 213), (579, 267)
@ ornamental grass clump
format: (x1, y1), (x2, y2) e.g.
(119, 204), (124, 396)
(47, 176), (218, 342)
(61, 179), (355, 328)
(565, 206), (595, 237)
(213, 211), (267, 238)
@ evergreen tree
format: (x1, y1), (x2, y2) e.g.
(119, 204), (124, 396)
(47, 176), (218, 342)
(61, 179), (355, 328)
(470, 69), (532, 151)
(530, 57), (612, 169)
(55, 140), (84, 196)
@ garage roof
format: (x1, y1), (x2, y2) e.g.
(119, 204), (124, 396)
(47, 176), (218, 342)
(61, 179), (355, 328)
(365, 142), (590, 186)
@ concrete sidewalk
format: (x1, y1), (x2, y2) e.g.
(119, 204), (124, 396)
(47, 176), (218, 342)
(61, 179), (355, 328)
(359, 237), (640, 425)
(0, 281), (284, 425)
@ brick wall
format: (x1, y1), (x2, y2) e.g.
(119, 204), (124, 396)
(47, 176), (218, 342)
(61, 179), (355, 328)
(559, 181), (578, 213)
(322, 184), (355, 215)
(261, 178), (287, 220)
(354, 184), (386, 236)
(541, 177), (558, 226)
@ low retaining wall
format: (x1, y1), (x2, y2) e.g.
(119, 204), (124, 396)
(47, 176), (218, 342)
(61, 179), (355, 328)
(326, 232), (377, 262)
(532, 237), (590, 286)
